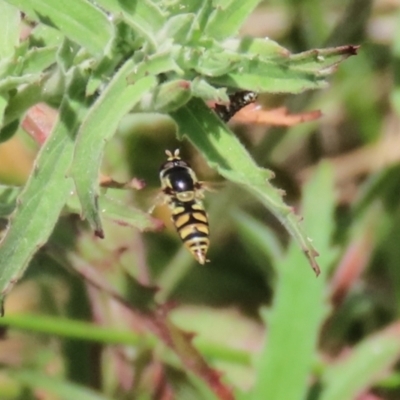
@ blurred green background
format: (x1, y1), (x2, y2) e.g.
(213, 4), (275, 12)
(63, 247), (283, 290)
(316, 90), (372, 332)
(1, 0), (400, 399)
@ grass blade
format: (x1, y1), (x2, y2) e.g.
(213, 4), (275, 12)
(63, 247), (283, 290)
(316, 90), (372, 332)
(320, 323), (400, 400)
(9, 370), (116, 400)
(252, 163), (337, 400)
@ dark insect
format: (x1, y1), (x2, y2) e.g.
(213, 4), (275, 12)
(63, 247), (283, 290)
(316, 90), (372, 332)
(159, 149), (209, 264)
(214, 90), (258, 122)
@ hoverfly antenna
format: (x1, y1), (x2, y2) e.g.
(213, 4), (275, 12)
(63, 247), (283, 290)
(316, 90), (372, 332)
(165, 149), (181, 161)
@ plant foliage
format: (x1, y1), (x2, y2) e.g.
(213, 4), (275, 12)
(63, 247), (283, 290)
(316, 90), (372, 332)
(1, 0), (396, 399)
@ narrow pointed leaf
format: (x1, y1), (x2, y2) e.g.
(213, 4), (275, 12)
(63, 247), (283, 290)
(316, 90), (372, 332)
(207, 45), (359, 93)
(0, 185), (20, 217)
(67, 194), (162, 232)
(209, 58), (329, 93)
(150, 79), (192, 113)
(0, 2), (20, 59)
(9, 370), (116, 400)
(222, 37), (290, 59)
(20, 46), (58, 74)
(94, 0), (165, 47)
(288, 45), (360, 74)
(0, 74), (43, 92)
(5, 0), (113, 55)
(71, 59), (156, 236)
(0, 84), (85, 299)
(205, 0), (262, 40)
(171, 98), (320, 275)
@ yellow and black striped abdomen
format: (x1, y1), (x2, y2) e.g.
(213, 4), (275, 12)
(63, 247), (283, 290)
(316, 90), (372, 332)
(171, 199), (209, 265)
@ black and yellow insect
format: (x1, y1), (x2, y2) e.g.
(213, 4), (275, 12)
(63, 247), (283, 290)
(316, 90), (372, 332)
(159, 149), (210, 264)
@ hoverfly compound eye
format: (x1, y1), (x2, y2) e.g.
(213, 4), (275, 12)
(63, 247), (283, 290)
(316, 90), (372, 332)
(159, 149), (210, 265)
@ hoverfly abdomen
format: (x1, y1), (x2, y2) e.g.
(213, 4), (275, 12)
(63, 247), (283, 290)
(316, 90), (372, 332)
(159, 149), (210, 264)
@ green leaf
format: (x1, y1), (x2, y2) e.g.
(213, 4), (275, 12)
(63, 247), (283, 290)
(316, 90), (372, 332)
(5, 0), (114, 55)
(0, 2), (20, 59)
(0, 74), (43, 92)
(67, 193), (161, 232)
(209, 57), (329, 93)
(190, 78), (229, 102)
(320, 324), (400, 400)
(157, 13), (196, 44)
(2, 68), (63, 128)
(0, 93), (9, 131)
(205, 0), (262, 40)
(205, 45), (359, 93)
(0, 73), (86, 299)
(170, 98), (320, 275)
(56, 38), (80, 73)
(0, 118), (19, 143)
(127, 50), (183, 83)
(71, 59), (156, 236)
(30, 24), (64, 47)
(148, 79), (192, 113)
(2, 81), (44, 127)
(172, 42), (352, 97)
(9, 370), (116, 400)
(186, 0), (215, 44)
(251, 163), (337, 400)
(94, 0), (165, 48)
(176, 46), (241, 77)
(288, 45), (360, 74)
(19, 46), (58, 74)
(0, 185), (20, 217)
(222, 36), (291, 59)
(85, 54), (127, 97)
(162, 0), (209, 16)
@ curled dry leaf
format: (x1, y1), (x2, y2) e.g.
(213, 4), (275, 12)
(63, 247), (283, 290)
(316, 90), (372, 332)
(99, 175), (146, 190)
(231, 104), (322, 126)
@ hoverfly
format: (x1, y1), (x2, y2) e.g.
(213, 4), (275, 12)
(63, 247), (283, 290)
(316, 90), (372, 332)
(158, 149), (210, 265)
(154, 91), (257, 263)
